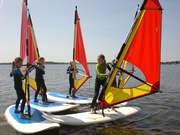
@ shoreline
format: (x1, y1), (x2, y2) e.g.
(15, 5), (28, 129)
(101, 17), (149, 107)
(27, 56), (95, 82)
(0, 61), (179, 65)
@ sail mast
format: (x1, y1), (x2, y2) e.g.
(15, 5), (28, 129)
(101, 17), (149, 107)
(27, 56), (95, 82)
(72, 6), (78, 80)
(73, 6), (78, 62)
(25, 0), (31, 117)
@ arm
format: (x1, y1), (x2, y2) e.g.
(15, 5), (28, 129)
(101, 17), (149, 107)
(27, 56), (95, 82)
(10, 62), (16, 77)
(67, 66), (70, 74)
(107, 63), (112, 71)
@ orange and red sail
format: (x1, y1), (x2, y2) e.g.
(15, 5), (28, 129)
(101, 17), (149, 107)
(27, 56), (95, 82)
(100, 0), (162, 107)
(20, 0), (39, 64)
(124, 0), (162, 89)
(73, 7), (90, 91)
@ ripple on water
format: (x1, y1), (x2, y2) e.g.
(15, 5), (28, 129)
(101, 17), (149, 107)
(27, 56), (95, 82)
(0, 64), (180, 135)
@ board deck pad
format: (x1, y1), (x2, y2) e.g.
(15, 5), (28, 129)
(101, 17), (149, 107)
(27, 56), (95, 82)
(47, 92), (92, 104)
(42, 106), (140, 126)
(4, 105), (59, 134)
(29, 98), (79, 113)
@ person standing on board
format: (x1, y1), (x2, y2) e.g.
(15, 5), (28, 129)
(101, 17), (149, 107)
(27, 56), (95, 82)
(91, 54), (110, 113)
(34, 57), (48, 104)
(67, 61), (77, 98)
(10, 57), (29, 119)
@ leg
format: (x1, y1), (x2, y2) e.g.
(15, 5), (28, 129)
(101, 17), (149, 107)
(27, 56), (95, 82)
(41, 81), (48, 102)
(34, 81), (40, 101)
(15, 88), (21, 112)
(69, 76), (73, 96)
(15, 98), (21, 113)
(91, 78), (101, 109)
(98, 78), (107, 101)
(19, 88), (26, 114)
(20, 90), (31, 119)
(69, 80), (72, 96)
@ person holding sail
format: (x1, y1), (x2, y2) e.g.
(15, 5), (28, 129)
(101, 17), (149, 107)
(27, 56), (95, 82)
(90, 54), (111, 113)
(67, 61), (77, 98)
(10, 57), (29, 119)
(34, 57), (48, 104)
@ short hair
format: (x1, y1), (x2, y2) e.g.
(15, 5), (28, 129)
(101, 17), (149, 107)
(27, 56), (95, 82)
(14, 57), (22, 65)
(39, 57), (45, 61)
(98, 54), (105, 60)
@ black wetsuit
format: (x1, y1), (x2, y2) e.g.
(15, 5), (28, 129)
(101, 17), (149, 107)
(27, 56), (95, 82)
(12, 68), (26, 113)
(67, 66), (74, 96)
(34, 65), (47, 102)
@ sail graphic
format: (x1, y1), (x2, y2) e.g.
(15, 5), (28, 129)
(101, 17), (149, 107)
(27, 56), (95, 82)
(100, 0), (162, 107)
(73, 7), (90, 92)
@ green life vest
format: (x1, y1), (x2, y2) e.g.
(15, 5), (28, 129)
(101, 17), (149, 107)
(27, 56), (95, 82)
(96, 63), (107, 80)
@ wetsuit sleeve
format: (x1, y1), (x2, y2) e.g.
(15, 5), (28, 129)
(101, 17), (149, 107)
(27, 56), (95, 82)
(107, 63), (112, 71)
(67, 66), (70, 74)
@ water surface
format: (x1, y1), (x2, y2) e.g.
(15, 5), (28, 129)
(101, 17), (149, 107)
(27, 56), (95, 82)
(0, 64), (180, 135)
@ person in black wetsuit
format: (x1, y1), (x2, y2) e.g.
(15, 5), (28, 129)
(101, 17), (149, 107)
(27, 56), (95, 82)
(67, 61), (76, 98)
(10, 57), (29, 119)
(34, 57), (48, 103)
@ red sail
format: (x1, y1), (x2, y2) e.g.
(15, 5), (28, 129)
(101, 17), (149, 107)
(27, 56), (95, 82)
(75, 12), (89, 76)
(27, 14), (39, 64)
(124, 0), (162, 89)
(20, 0), (39, 64)
(20, 0), (27, 63)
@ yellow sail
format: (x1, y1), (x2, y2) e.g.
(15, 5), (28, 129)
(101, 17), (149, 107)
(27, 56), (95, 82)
(100, 0), (162, 107)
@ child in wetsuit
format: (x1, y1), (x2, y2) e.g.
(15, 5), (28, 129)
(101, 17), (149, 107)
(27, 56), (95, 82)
(67, 61), (76, 98)
(34, 57), (48, 103)
(10, 57), (28, 119)
(91, 54), (110, 113)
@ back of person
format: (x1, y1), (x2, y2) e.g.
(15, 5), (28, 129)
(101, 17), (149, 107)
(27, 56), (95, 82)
(34, 57), (48, 103)
(13, 68), (23, 89)
(35, 64), (45, 82)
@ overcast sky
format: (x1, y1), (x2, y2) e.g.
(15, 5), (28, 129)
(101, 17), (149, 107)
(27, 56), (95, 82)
(0, 0), (179, 62)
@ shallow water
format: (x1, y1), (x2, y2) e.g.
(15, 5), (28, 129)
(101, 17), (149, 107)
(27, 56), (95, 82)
(0, 64), (180, 135)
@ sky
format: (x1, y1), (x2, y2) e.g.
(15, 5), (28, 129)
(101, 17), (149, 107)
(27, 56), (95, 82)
(0, 0), (180, 63)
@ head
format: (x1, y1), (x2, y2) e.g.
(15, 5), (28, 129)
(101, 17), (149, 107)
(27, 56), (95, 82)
(112, 59), (117, 64)
(38, 57), (45, 65)
(97, 54), (106, 64)
(69, 61), (74, 67)
(14, 57), (23, 68)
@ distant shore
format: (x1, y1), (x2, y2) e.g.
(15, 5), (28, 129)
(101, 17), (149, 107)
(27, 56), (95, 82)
(0, 61), (179, 65)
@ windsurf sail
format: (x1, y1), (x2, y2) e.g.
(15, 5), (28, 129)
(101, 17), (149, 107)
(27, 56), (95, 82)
(100, 0), (162, 107)
(72, 7), (90, 92)
(20, 0), (40, 116)
(20, 6), (39, 64)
